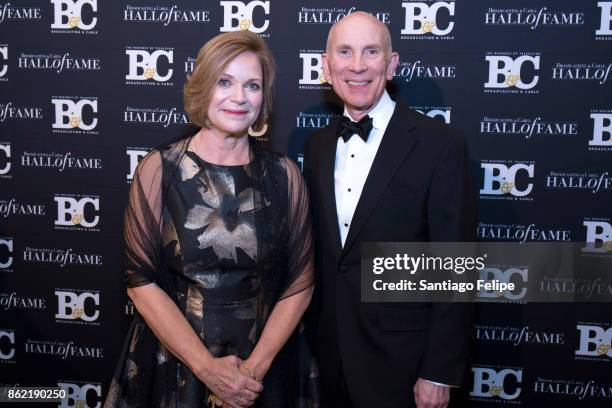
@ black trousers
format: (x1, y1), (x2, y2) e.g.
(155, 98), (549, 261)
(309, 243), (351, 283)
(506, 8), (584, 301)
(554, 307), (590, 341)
(321, 367), (353, 408)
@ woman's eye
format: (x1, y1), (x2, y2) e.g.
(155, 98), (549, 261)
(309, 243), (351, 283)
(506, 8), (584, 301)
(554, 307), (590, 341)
(248, 83), (261, 90)
(218, 79), (230, 87)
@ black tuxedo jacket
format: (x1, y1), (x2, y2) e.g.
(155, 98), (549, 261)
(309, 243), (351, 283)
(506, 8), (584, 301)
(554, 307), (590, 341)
(304, 102), (476, 408)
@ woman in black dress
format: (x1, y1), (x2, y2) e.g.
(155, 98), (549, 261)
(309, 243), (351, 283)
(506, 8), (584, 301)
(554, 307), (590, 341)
(104, 31), (316, 408)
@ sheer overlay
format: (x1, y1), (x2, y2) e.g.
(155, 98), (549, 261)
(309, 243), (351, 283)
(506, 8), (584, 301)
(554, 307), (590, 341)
(104, 136), (318, 407)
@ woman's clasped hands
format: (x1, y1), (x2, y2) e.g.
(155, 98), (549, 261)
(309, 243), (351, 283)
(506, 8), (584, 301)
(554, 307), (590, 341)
(196, 355), (263, 408)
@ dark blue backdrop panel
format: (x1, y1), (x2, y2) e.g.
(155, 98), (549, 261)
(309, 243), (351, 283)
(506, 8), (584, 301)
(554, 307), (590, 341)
(0, 1), (610, 407)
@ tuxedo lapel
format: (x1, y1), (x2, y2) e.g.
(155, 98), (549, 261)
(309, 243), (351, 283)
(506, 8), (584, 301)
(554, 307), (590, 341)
(341, 103), (419, 256)
(318, 120), (343, 255)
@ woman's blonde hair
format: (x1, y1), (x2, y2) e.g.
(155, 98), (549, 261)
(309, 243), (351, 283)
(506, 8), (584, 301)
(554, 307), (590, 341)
(183, 30), (276, 132)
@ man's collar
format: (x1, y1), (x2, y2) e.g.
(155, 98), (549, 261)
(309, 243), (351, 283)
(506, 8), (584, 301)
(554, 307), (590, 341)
(343, 90), (396, 131)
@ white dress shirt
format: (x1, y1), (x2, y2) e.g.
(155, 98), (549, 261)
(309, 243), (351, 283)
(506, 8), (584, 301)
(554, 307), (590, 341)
(334, 91), (452, 389)
(334, 90), (395, 247)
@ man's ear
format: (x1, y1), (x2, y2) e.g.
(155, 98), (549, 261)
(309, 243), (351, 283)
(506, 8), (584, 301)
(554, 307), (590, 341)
(386, 51), (399, 81)
(322, 52), (332, 84)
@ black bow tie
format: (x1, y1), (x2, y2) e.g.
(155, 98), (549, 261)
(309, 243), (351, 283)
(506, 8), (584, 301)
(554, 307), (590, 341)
(338, 115), (373, 143)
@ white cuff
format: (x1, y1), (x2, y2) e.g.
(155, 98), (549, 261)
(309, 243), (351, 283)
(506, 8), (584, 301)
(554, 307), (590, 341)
(424, 380), (458, 388)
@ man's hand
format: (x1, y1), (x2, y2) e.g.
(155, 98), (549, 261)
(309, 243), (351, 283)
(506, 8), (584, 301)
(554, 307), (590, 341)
(413, 378), (450, 408)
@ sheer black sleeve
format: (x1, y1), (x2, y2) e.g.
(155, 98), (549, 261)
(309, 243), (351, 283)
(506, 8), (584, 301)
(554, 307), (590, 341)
(278, 157), (315, 300)
(123, 150), (164, 288)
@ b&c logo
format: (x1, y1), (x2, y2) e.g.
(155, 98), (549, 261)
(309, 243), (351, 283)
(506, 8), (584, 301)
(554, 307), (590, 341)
(401, 1), (455, 36)
(54, 196), (100, 228)
(590, 112), (612, 147)
(125, 49), (174, 82)
(485, 55), (540, 89)
(58, 382), (102, 408)
(55, 290), (100, 322)
(0, 329), (15, 361)
(51, 0), (98, 31)
(220, 1), (270, 34)
(126, 149), (148, 181)
(51, 98), (98, 131)
(471, 367), (523, 400)
(299, 53), (324, 85)
(478, 267), (528, 301)
(480, 163), (535, 197)
(583, 220), (612, 253)
(576, 324), (612, 358)
(0, 143), (11, 176)
(597, 2), (612, 36)
(0, 237), (13, 269)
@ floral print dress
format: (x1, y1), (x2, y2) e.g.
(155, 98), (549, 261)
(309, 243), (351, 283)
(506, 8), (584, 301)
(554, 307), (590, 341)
(104, 138), (317, 408)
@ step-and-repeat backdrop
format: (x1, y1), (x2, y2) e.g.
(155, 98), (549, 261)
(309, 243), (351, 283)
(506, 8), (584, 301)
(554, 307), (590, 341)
(1, 1), (611, 407)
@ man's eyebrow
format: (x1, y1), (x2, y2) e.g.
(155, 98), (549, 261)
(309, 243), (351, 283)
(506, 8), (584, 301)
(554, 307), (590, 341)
(334, 43), (353, 50)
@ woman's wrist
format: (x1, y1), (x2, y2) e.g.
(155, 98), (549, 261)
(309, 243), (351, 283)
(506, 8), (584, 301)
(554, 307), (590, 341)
(243, 357), (270, 382)
(191, 350), (215, 382)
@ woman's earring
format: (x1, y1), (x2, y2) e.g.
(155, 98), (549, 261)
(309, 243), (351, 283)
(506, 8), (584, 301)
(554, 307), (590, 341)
(248, 123), (268, 138)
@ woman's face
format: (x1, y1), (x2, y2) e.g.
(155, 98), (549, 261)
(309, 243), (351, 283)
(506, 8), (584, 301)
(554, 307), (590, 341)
(206, 51), (263, 137)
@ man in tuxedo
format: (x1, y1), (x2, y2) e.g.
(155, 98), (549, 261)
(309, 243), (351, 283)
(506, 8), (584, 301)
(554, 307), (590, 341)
(304, 12), (476, 408)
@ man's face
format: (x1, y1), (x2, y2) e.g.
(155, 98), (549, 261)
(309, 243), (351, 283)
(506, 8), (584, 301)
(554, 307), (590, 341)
(323, 15), (398, 119)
